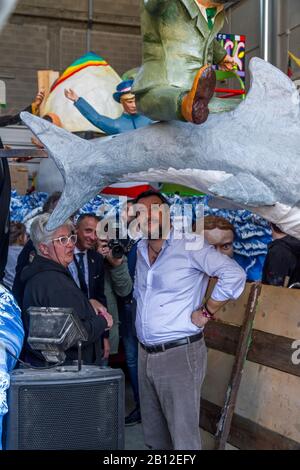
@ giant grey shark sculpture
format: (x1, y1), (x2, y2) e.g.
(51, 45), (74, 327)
(0, 0), (18, 31)
(21, 58), (300, 237)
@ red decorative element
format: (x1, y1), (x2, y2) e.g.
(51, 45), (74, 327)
(101, 184), (155, 198)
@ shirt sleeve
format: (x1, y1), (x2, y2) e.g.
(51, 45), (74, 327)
(109, 259), (133, 298)
(189, 241), (246, 301)
(74, 97), (119, 135)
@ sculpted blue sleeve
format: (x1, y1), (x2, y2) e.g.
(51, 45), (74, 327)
(74, 97), (119, 135)
(0, 285), (24, 449)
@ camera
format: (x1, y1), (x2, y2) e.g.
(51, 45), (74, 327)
(108, 240), (126, 259)
(107, 237), (136, 259)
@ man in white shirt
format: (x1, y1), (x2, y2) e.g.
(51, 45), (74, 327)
(133, 190), (246, 450)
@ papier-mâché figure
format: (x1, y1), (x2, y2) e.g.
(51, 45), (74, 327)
(133, 0), (235, 124)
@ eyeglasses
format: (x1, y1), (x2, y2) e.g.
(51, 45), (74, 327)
(51, 234), (77, 246)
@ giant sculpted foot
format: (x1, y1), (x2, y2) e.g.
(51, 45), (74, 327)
(181, 65), (216, 124)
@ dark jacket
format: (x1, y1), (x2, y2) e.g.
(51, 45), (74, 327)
(71, 249), (107, 305)
(262, 235), (300, 287)
(12, 238), (36, 306)
(0, 104), (32, 127)
(21, 255), (108, 366)
(85, 250), (107, 305)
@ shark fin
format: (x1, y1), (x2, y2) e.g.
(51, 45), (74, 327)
(20, 111), (112, 230)
(20, 111), (92, 183)
(233, 58), (300, 122)
(208, 173), (276, 207)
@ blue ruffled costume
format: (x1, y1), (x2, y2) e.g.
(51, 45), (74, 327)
(0, 285), (24, 449)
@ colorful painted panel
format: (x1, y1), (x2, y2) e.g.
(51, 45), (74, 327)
(217, 33), (246, 82)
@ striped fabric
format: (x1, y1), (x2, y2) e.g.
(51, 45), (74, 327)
(50, 52), (108, 93)
(0, 284), (24, 448)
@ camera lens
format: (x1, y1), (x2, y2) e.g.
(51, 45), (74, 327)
(108, 240), (125, 259)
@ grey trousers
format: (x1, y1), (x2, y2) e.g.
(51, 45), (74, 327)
(138, 337), (207, 450)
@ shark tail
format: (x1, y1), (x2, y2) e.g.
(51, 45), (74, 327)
(20, 112), (108, 230)
(20, 112), (92, 184)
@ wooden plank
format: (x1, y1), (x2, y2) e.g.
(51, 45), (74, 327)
(202, 349), (300, 443)
(0, 149), (47, 159)
(215, 283), (261, 449)
(236, 360), (300, 443)
(202, 349), (234, 408)
(205, 321), (239, 355)
(249, 329), (300, 376)
(200, 399), (300, 450)
(206, 280), (251, 326)
(205, 322), (300, 377)
(254, 284), (300, 338)
(38, 70), (59, 116)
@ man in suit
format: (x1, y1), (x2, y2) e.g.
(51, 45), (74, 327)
(69, 213), (107, 305)
(133, 0), (235, 124)
(68, 213), (109, 363)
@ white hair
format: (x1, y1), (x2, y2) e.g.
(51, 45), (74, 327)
(30, 213), (74, 255)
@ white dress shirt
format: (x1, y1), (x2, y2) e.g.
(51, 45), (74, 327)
(68, 247), (89, 296)
(134, 230), (246, 346)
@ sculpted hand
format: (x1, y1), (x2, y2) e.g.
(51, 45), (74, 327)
(64, 88), (79, 102)
(33, 88), (45, 107)
(219, 54), (236, 71)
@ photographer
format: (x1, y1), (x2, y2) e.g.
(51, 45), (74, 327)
(97, 236), (132, 363)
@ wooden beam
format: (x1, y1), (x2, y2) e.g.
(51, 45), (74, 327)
(214, 283), (261, 449)
(205, 322), (300, 377)
(200, 398), (300, 450)
(0, 149), (47, 159)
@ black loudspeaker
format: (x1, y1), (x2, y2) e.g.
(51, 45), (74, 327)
(4, 365), (125, 450)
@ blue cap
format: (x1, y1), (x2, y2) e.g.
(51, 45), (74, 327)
(113, 80), (134, 103)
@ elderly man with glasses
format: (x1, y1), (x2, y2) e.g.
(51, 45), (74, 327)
(20, 213), (113, 366)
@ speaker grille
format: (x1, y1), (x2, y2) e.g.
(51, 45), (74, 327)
(18, 381), (121, 449)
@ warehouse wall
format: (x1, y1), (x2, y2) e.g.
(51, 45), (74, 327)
(1, 0), (299, 114)
(223, 0), (300, 86)
(0, 0), (142, 114)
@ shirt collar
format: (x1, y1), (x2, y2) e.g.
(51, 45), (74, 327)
(74, 246), (87, 255)
(138, 227), (174, 254)
(193, 1), (224, 20)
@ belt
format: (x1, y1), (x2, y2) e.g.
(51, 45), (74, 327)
(140, 332), (203, 354)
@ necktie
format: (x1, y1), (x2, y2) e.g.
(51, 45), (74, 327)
(76, 252), (88, 296)
(206, 7), (217, 31)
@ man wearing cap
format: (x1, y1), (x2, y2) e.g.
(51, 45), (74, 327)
(133, 0), (236, 124)
(64, 80), (152, 135)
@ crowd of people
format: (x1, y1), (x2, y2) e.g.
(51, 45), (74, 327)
(2, 184), (300, 449)
(1, 0), (300, 448)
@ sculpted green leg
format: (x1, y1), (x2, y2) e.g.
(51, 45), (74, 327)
(135, 86), (188, 121)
